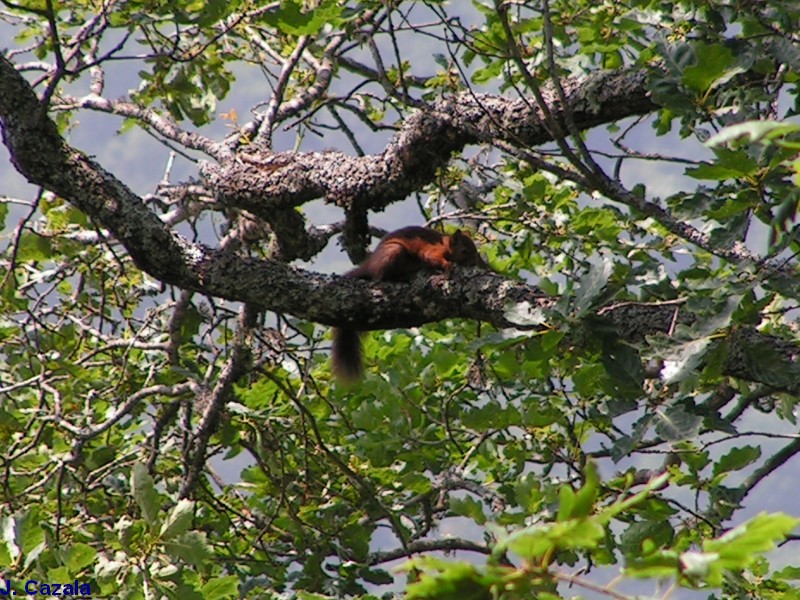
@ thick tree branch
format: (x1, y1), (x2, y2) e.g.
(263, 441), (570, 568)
(0, 59), (191, 275)
(2, 53), (798, 394)
(203, 69), (655, 215)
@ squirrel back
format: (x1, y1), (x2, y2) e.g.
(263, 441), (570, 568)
(332, 226), (484, 381)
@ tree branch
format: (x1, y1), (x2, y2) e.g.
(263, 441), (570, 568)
(56, 93), (227, 160)
(2, 53), (798, 394)
(203, 68), (656, 215)
(367, 537), (491, 566)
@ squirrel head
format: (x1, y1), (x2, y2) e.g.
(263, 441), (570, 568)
(449, 230), (486, 268)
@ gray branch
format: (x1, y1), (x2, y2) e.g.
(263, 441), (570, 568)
(2, 54), (798, 393)
(202, 69), (655, 216)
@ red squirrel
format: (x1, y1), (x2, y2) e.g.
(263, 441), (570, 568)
(332, 226), (485, 381)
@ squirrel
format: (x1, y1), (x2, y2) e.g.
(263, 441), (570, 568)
(332, 226), (485, 381)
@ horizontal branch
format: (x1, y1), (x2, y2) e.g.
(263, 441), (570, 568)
(2, 53), (798, 393)
(202, 69), (655, 215)
(367, 537), (491, 566)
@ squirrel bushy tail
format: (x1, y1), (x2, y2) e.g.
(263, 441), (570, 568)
(332, 327), (363, 382)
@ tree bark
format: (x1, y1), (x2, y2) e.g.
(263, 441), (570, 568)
(1, 54), (797, 393)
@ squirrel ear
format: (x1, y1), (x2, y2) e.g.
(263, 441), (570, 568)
(452, 229), (468, 239)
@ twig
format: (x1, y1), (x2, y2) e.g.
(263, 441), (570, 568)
(179, 304), (256, 498)
(255, 35), (310, 144)
(553, 569), (633, 600)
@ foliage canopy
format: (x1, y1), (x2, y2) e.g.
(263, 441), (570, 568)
(1, 1), (800, 599)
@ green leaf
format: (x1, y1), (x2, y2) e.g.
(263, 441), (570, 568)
(709, 485), (746, 521)
(164, 531), (211, 570)
(430, 346), (461, 377)
(660, 338), (711, 384)
(514, 475), (544, 515)
(502, 300), (547, 326)
(16, 231), (53, 262)
(775, 566), (800, 581)
(200, 575), (239, 600)
(296, 593), (336, 600)
(449, 496), (486, 525)
(263, 0), (344, 36)
(471, 59), (504, 85)
(574, 257), (613, 314)
(701, 512), (800, 585)
(503, 519), (605, 560)
(654, 404), (703, 441)
(15, 507), (45, 555)
(571, 462), (600, 519)
(0, 407), (23, 442)
(685, 163), (748, 181)
(706, 120), (800, 148)
(694, 294), (741, 336)
(557, 485), (576, 522)
(625, 549), (680, 579)
(705, 512), (800, 556)
(611, 414), (653, 462)
(600, 339), (645, 400)
(678, 442), (710, 472)
(744, 342), (800, 389)
(598, 473), (671, 522)
(131, 463), (161, 529)
(0, 534), (10, 567)
(47, 565), (71, 584)
(571, 207), (623, 241)
(160, 499), (195, 540)
(361, 567), (394, 585)
(682, 43), (740, 92)
(619, 520), (674, 556)
(712, 446), (761, 478)
(64, 542), (97, 572)
(686, 147), (759, 182)
(404, 557), (496, 600)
